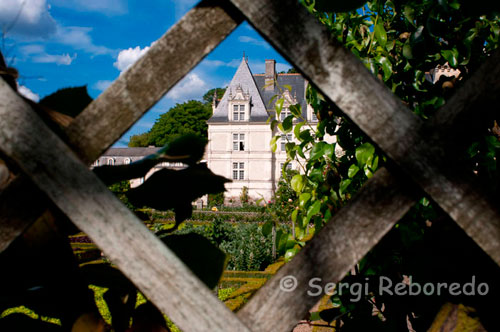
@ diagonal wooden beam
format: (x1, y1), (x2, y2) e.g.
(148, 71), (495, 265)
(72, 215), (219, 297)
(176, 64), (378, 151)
(238, 167), (418, 331)
(230, 0), (500, 265)
(228, 1), (500, 330)
(0, 79), (251, 332)
(0, 0), (242, 253)
(66, 0), (243, 165)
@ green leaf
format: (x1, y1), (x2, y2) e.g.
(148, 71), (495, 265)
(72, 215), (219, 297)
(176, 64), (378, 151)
(403, 6), (415, 26)
(160, 233), (227, 289)
(294, 122), (305, 141)
(403, 43), (413, 59)
(315, 0), (368, 12)
(291, 209), (298, 222)
(323, 144), (334, 159)
(299, 193), (312, 208)
(270, 135), (279, 153)
(282, 115), (294, 132)
(374, 21), (387, 48)
(270, 119), (278, 130)
(348, 164), (360, 178)
(355, 143), (375, 166)
(441, 49), (459, 67)
(290, 104), (301, 117)
(285, 248), (299, 262)
(275, 98), (284, 117)
(306, 200), (321, 221)
(339, 178), (351, 196)
(364, 164), (374, 178)
(291, 174), (305, 193)
(283, 84), (292, 92)
(262, 221), (273, 236)
(378, 56), (393, 81)
(310, 141), (327, 160)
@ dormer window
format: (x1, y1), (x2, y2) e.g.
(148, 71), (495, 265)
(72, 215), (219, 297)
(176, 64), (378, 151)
(280, 108), (292, 121)
(228, 85), (250, 122)
(233, 105), (245, 121)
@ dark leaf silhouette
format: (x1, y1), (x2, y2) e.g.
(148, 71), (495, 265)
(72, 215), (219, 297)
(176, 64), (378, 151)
(94, 134), (208, 186)
(160, 233), (227, 289)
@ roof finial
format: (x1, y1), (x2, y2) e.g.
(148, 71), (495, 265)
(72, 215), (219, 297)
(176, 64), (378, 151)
(243, 51), (245, 60)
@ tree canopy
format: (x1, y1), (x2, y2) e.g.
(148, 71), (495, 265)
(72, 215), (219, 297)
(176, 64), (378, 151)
(128, 100), (212, 147)
(202, 87), (226, 104)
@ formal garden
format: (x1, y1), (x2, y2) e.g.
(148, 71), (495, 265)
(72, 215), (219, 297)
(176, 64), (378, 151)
(1, 0), (500, 331)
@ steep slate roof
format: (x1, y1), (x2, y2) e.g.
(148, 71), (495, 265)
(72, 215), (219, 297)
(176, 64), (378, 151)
(253, 73), (308, 118)
(102, 147), (160, 157)
(209, 58), (308, 123)
(209, 58), (269, 123)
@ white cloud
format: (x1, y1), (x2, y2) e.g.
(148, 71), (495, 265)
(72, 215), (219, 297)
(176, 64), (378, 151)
(17, 83), (39, 102)
(238, 36), (270, 49)
(19, 44), (76, 65)
(32, 52), (76, 65)
(114, 45), (151, 72)
(166, 73), (208, 101)
(93, 79), (113, 91)
(0, 0), (57, 38)
(50, 0), (127, 15)
(54, 26), (115, 56)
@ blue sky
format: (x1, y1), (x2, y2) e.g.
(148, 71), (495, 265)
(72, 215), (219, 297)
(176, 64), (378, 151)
(0, 0), (292, 146)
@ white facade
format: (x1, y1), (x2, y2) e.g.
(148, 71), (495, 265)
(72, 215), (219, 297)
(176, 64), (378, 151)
(206, 58), (313, 203)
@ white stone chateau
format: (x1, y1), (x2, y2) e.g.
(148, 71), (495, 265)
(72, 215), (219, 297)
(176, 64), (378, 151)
(97, 57), (317, 203)
(206, 57), (316, 202)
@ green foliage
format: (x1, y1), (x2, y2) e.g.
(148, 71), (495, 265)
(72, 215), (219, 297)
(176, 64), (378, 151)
(128, 100), (212, 147)
(175, 220), (276, 271)
(128, 132), (150, 147)
(208, 191), (225, 207)
(202, 87), (226, 104)
(291, 0), (500, 330)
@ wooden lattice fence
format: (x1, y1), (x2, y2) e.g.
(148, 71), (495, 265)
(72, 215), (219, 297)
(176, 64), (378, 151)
(0, 0), (499, 331)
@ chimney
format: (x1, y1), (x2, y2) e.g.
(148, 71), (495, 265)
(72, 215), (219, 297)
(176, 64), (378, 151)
(265, 59), (276, 91)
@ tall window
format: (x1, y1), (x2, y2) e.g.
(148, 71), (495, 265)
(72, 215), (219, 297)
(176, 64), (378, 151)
(281, 134), (292, 151)
(232, 162), (244, 180)
(107, 158), (115, 165)
(280, 108), (291, 121)
(311, 111), (318, 122)
(233, 104), (245, 121)
(124, 158), (131, 165)
(93, 159), (100, 167)
(233, 133), (245, 151)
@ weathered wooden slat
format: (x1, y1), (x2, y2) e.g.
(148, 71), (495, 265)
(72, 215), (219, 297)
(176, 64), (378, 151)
(0, 0), (241, 252)
(230, 0), (500, 265)
(0, 80), (251, 332)
(238, 167), (418, 331)
(65, 0), (243, 165)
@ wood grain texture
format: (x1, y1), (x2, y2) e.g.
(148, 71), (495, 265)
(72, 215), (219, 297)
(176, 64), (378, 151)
(238, 168), (418, 331)
(0, 79), (251, 332)
(0, 0), (241, 253)
(230, 0), (500, 264)
(65, 0), (243, 165)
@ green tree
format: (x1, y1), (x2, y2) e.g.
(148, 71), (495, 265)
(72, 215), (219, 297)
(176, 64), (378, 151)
(202, 87), (226, 104)
(129, 100), (212, 147)
(128, 132), (150, 147)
